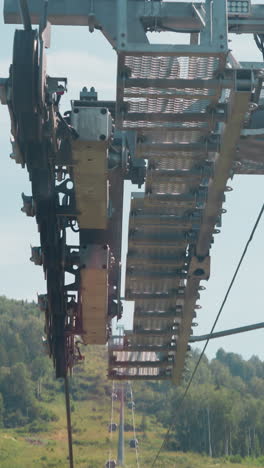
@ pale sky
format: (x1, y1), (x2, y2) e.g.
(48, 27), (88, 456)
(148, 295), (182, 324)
(0, 0), (263, 360)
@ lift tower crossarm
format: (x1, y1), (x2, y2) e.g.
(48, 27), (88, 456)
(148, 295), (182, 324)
(4, 1), (264, 37)
(3, 1), (206, 32)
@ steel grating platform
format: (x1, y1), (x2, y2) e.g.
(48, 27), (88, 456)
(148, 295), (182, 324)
(109, 8), (262, 383)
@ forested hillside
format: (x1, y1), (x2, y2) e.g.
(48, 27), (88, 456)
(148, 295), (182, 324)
(1, 296), (264, 467)
(136, 349), (264, 460)
(0, 297), (54, 428)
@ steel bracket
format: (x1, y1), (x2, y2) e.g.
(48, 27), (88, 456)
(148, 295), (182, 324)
(188, 256), (210, 280)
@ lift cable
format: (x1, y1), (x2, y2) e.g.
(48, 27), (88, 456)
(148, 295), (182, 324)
(129, 383), (140, 468)
(254, 34), (264, 60)
(64, 376), (74, 468)
(117, 383), (125, 466)
(151, 202), (264, 467)
(19, 0), (32, 31)
(107, 381), (116, 465)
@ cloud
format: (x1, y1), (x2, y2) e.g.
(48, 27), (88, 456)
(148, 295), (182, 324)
(0, 107), (10, 129)
(0, 48), (117, 128)
(0, 216), (40, 264)
(47, 50), (117, 101)
(0, 58), (11, 76)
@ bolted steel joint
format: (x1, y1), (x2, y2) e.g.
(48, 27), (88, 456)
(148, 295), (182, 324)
(0, 78), (8, 105)
(21, 193), (35, 217)
(38, 294), (48, 312)
(188, 256), (210, 280)
(30, 246), (43, 266)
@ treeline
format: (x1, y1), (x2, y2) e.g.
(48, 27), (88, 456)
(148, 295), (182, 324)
(2, 296), (264, 462)
(134, 349), (264, 459)
(0, 296), (109, 430)
(0, 297), (56, 429)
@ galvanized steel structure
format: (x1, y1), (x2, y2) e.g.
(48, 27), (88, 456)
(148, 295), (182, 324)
(2, 0), (264, 384)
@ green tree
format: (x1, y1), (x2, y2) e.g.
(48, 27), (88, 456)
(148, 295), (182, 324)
(0, 362), (36, 425)
(0, 393), (4, 428)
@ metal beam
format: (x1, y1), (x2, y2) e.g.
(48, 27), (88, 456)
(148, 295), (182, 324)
(109, 374), (171, 381)
(131, 330), (176, 337)
(126, 125), (210, 133)
(124, 91), (217, 100)
(3, 0), (205, 32)
(124, 78), (234, 90)
(228, 5), (264, 34)
(111, 360), (173, 368)
(126, 292), (183, 300)
(123, 112), (226, 124)
(172, 277), (200, 385)
(134, 311), (182, 319)
(190, 322), (264, 342)
(196, 73), (253, 257)
(138, 1), (206, 32)
(5, 1), (264, 35)
(136, 141), (219, 155)
(110, 345), (176, 352)
(118, 44), (225, 56)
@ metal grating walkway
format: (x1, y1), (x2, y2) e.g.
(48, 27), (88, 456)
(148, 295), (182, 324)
(109, 37), (254, 383)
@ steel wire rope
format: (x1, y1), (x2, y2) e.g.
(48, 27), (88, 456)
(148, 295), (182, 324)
(64, 376), (74, 468)
(90, 0), (94, 12)
(254, 34), (264, 60)
(107, 381), (116, 465)
(151, 202), (264, 467)
(129, 383), (140, 468)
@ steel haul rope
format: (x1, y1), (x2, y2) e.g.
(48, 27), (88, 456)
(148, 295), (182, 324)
(129, 383), (140, 468)
(64, 376), (74, 468)
(108, 381), (116, 465)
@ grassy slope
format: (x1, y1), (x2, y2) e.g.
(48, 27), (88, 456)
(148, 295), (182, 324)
(1, 390), (264, 467)
(0, 344), (264, 468)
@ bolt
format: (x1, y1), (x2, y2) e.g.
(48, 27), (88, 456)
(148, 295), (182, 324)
(193, 268), (205, 277)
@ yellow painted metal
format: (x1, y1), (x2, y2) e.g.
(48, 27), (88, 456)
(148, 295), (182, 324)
(80, 245), (109, 345)
(80, 266), (108, 345)
(72, 140), (108, 230)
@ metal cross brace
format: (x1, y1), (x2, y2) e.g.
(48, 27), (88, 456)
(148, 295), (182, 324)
(4, 0), (264, 45)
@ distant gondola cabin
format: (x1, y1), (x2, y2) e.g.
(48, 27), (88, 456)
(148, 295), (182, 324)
(108, 423), (117, 432)
(129, 439), (139, 448)
(105, 460), (116, 468)
(127, 401), (135, 410)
